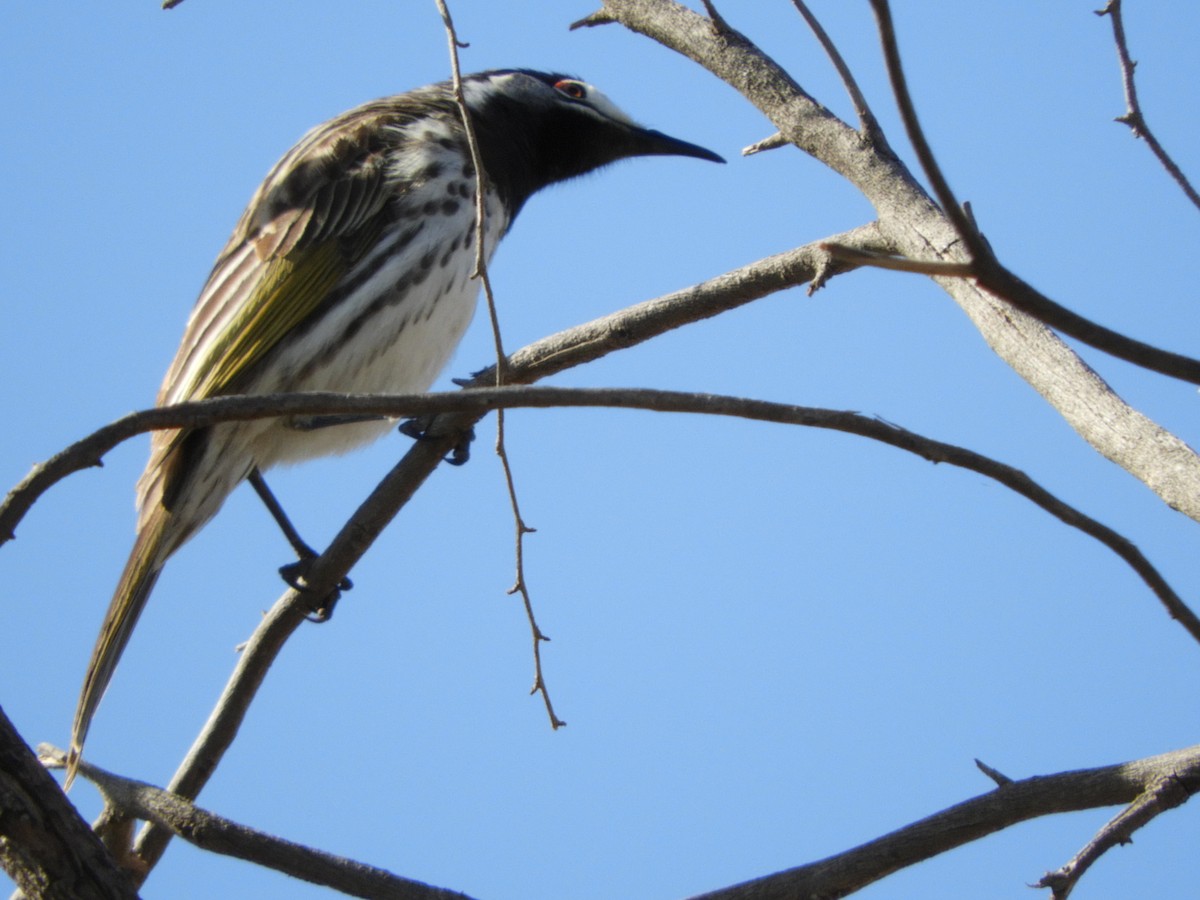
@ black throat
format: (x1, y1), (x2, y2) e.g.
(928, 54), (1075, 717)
(468, 89), (638, 221)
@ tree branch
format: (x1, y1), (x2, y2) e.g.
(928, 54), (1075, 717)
(118, 225), (879, 872)
(0, 707), (136, 900)
(789, 0), (884, 143)
(1, 385), (1150, 873)
(1096, 0), (1200, 212)
(867, 0), (1200, 386)
(688, 745), (1200, 900)
(1037, 770), (1195, 899)
(38, 746), (476, 900)
(0, 229), (880, 549)
(820, 241), (975, 277)
(583, 0), (1200, 524)
(9, 387), (1199, 654)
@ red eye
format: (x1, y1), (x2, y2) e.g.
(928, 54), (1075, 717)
(555, 80), (587, 101)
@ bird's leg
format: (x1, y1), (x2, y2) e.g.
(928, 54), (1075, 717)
(248, 467), (317, 561)
(247, 468), (350, 621)
(398, 417), (475, 466)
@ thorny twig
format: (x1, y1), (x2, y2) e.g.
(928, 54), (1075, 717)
(1096, 0), (1200, 212)
(435, 0), (561, 729)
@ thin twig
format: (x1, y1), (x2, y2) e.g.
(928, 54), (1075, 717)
(1096, 0), (1200, 212)
(131, 581), (316, 873)
(22, 402), (1195, 869)
(866, 0), (985, 257)
(742, 132), (789, 156)
(975, 759), (1014, 787)
(496, 426), (564, 728)
(790, 0), (884, 142)
(435, 0), (561, 729)
(1037, 773), (1195, 899)
(433, 0), (505, 369)
(820, 242), (975, 277)
(39, 746), (477, 900)
(7, 387), (1199, 649)
(868, 0), (1200, 386)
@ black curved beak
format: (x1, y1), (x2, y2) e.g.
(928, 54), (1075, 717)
(630, 127), (726, 164)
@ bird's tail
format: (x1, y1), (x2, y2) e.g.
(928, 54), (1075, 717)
(66, 506), (171, 789)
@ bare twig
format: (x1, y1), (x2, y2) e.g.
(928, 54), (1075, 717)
(975, 758), (1014, 787)
(790, 0), (884, 141)
(130, 580), (315, 874)
(568, 10), (616, 29)
(39, 746), (477, 900)
(689, 745), (1200, 900)
(1037, 772), (1196, 899)
(868, 0), (1200, 386)
(585, 0), (1200, 521)
(865, 0), (985, 255)
(17, 365), (1200, 880)
(820, 241), (975, 277)
(9, 387), (1200, 652)
(1096, 0), (1200, 212)
(741, 132), (788, 156)
(435, 1), (561, 726)
(434, 0), (505, 370)
(494, 420), (564, 728)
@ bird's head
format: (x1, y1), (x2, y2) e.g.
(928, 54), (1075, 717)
(459, 69), (724, 215)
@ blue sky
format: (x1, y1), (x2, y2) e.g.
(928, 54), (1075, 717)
(3, 2), (1200, 898)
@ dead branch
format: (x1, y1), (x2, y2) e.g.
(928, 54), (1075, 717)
(581, 0), (1200, 527)
(0, 707), (136, 900)
(38, 746), (476, 900)
(689, 745), (1200, 899)
(1096, 0), (1200, 211)
(865, 0), (1200, 385)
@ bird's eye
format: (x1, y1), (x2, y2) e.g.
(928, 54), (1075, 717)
(554, 80), (588, 101)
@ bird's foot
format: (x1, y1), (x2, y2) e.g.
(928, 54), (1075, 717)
(279, 553), (353, 622)
(399, 416), (475, 466)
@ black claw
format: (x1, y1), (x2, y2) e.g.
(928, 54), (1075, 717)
(397, 416), (431, 441)
(279, 556), (352, 622)
(399, 417), (475, 466)
(446, 427), (475, 466)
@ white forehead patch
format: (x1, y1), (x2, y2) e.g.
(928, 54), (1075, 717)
(464, 72), (639, 128)
(567, 81), (637, 127)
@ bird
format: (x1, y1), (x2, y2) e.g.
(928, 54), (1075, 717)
(67, 68), (723, 784)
